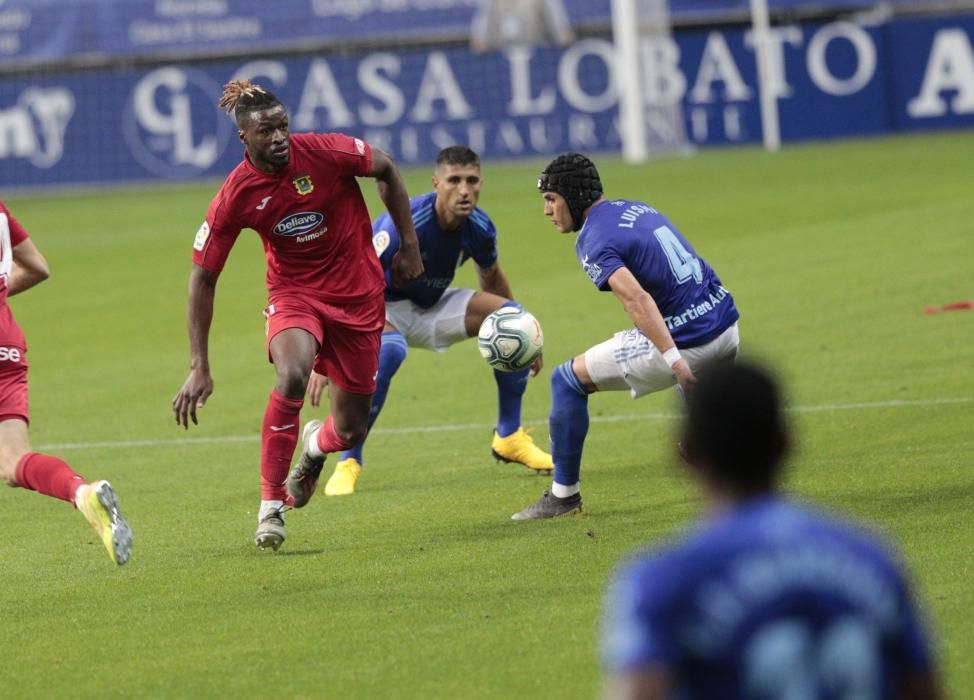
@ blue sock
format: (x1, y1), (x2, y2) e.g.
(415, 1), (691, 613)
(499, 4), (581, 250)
(494, 300), (528, 438)
(495, 367), (529, 437)
(340, 330), (408, 465)
(549, 361), (590, 487)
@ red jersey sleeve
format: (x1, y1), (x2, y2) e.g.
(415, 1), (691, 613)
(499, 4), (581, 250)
(0, 201), (29, 247)
(192, 187), (242, 274)
(303, 133), (373, 177)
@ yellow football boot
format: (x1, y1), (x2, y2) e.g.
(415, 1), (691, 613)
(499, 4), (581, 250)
(77, 480), (132, 565)
(491, 427), (553, 473)
(324, 458), (362, 496)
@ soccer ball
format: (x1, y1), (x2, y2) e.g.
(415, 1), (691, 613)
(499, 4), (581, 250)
(477, 307), (544, 372)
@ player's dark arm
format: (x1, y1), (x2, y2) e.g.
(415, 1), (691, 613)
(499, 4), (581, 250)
(603, 667), (672, 700)
(899, 670), (943, 700)
(369, 148), (423, 287)
(607, 266), (694, 392)
(477, 261), (514, 300)
(8, 239), (50, 296)
(172, 264), (218, 429)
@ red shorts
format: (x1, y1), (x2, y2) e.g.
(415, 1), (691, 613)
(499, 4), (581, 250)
(264, 294), (384, 395)
(0, 344), (29, 423)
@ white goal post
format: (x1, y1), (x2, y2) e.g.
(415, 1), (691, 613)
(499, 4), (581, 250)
(612, 0), (649, 162)
(750, 0), (782, 151)
(612, 0), (782, 162)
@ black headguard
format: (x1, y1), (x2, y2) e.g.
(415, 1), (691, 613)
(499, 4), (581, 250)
(537, 153), (603, 232)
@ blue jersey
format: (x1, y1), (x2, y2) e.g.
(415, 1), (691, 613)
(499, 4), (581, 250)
(576, 199), (739, 347)
(601, 498), (934, 699)
(372, 192), (498, 309)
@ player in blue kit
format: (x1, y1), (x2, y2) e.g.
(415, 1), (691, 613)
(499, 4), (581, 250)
(307, 146), (552, 495)
(513, 153), (740, 520)
(600, 362), (942, 700)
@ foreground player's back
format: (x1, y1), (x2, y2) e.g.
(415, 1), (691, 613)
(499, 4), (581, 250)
(604, 497), (935, 699)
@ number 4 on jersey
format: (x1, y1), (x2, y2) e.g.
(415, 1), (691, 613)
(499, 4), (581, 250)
(654, 225), (702, 284)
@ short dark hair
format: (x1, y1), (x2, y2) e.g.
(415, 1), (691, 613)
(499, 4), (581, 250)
(436, 145), (480, 168)
(538, 153), (603, 232)
(683, 362), (789, 492)
(218, 80), (284, 127)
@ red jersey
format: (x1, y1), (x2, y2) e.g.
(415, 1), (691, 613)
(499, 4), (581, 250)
(0, 199), (29, 347)
(193, 132), (384, 304)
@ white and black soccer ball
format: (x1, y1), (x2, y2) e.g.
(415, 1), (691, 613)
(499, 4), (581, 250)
(477, 307), (544, 372)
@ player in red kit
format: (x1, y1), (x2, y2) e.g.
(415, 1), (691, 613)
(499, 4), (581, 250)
(172, 80), (423, 551)
(0, 200), (132, 565)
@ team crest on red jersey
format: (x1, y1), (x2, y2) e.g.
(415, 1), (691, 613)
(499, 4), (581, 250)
(293, 175), (314, 195)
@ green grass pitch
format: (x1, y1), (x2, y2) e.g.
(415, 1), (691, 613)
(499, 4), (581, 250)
(3, 131), (972, 698)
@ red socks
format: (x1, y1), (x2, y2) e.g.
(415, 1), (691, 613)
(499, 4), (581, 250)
(260, 394), (363, 500)
(15, 452), (86, 506)
(260, 390), (304, 501)
(315, 415), (357, 454)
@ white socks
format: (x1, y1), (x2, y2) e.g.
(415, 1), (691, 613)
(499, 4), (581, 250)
(306, 427), (325, 458)
(552, 481), (580, 498)
(259, 500), (284, 521)
(74, 483), (90, 509)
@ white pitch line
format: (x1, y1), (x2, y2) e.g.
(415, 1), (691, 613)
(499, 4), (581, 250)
(34, 396), (973, 452)
(788, 397), (974, 413)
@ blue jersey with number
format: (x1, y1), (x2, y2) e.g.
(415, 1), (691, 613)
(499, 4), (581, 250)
(576, 199), (739, 347)
(601, 497), (934, 699)
(371, 192), (498, 309)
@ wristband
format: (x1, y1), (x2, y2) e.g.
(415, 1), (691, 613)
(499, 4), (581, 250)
(662, 347), (682, 368)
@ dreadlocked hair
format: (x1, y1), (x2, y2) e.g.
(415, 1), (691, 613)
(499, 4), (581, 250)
(218, 80), (282, 124)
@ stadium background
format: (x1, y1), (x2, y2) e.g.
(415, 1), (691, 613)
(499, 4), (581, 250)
(2, 0), (974, 189)
(2, 1), (973, 698)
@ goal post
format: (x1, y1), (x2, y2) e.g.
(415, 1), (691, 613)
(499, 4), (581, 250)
(613, 0), (782, 161)
(612, 0), (648, 162)
(750, 0), (782, 151)
(612, 0), (691, 163)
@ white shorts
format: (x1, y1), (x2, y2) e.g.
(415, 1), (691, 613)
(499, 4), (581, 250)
(385, 288), (475, 352)
(584, 322), (740, 398)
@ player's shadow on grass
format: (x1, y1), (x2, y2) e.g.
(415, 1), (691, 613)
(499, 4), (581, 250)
(342, 460), (513, 494)
(822, 481), (974, 522)
(417, 493), (700, 543)
(269, 548), (329, 557)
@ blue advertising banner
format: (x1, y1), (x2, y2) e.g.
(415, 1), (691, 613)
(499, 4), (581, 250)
(673, 18), (895, 144)
(0, 13), (972, 190)
(92, 0), (483, 59)
(0, 0), (957, 67)
(0, 1), (88, 64)
(886, 15), (974, 130)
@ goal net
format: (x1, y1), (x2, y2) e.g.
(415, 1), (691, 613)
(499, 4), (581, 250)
(612, 0), (693, 162)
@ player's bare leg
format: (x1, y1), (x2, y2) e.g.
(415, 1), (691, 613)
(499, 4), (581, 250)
(0, 419), (132, 563)
(466, 292), (553, 473)
(257, 328), (316, 549)
(462, 291), (511, 338)
(0, 419), (35, 489)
